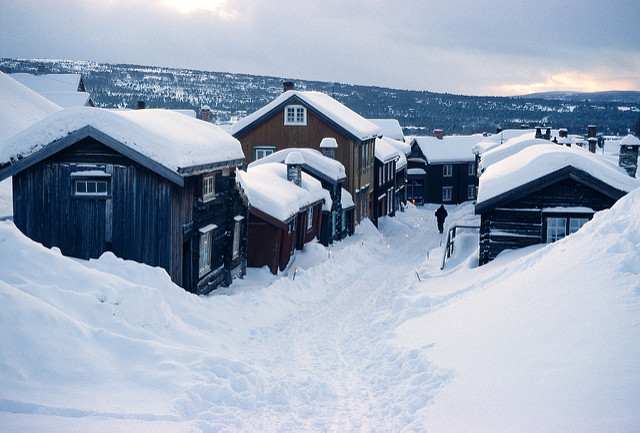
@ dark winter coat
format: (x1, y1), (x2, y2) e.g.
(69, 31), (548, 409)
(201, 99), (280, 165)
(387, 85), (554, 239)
(435, 205), (448, 223)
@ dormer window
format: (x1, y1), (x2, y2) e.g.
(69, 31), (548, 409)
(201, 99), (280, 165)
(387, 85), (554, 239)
(284, 105), (307, 126)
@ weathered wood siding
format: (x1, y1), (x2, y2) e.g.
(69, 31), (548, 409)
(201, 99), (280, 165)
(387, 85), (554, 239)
(478, 178), (618, 265)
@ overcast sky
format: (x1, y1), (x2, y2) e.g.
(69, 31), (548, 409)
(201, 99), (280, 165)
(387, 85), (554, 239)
(1, 0), (639, 96)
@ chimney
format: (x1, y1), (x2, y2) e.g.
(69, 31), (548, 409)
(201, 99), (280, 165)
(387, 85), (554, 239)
(201, 105), (211, 122)
(588, 137), (597, 153)
(285, 151), (304, 187)
(37, 64), (46, 75)
(137, 100), (146, 110)
(559, 128), (568, 138)
(618, 134), (640, 177)
(535, 126), (543, 139)
(588, 125), (597, 139)
(283, 81), (295, 92)
(319, 137), (338, 159)
(433, 129), (444, 140)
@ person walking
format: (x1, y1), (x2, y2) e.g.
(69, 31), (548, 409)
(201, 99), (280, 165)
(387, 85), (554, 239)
(435, 204), (448, 234)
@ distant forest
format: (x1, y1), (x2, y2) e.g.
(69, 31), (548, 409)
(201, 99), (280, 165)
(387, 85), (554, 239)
(2, 58), (640, 137)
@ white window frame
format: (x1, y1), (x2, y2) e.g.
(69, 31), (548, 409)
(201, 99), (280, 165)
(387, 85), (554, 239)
(467, 185), (476, 200)
(307, 206), (314, 231)
(254, 146), (275, 160)
(284, 105), (307, 125)
(442, 186), (453, 202)
(74, 179), (109, 197)
(546, 217), (567, 243)
(203, 174), (215, 202)
(198, 229), (213, 277)
(468, 163), (476, 176)
(443, 164), (453, 177)
(569, 217), (589, 234)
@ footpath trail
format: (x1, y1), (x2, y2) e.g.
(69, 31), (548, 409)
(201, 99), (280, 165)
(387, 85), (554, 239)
(229, 204), (469, 430)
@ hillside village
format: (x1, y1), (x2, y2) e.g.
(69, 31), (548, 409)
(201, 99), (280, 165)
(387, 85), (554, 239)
(1, 68), (640, 430)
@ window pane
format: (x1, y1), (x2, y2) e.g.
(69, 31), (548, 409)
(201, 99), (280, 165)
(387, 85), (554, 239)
(76, 181), (86, 193)
(547, 217), (567, 243)
(87, 182), (97, 193)
(97, 182), (107, 194)
(569, 218), (589, 234)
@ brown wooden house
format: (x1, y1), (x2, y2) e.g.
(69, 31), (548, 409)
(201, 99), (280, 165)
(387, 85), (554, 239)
(236, 155), (325, 274)
(0, 107), (248, 294)
(230, 83), (380, 231)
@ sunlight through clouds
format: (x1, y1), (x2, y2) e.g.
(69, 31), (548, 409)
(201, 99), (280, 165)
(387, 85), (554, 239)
(160, 0), (236, 19)
(496, 70), (638, 95)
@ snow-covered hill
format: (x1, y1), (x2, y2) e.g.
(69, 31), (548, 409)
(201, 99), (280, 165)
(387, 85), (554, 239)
(1, 195), (639, 432)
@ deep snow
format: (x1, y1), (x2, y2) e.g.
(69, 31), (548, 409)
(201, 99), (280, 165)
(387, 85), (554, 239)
(1, 194), (640, 432)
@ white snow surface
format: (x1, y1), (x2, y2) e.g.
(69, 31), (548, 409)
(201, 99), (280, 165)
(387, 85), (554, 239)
(374, 136), (402, 163)
(368, 119), (405, 141)
(473, 129), (535, 155)
(230, 90), (380, 141)
(0, 72), (62, 142)
(9, 73), (91, 108)
(0, 107), (245, 173)
(411, 134), (485, 163)
(477, 144), (640, 205)
(1, 187), (640, 431)
(236, 163), (325, 223)
(478, 134), (547, 171)
(341, 187), (354, 209)
(620, 133), (640, 146)
(248, 148), (346, 182)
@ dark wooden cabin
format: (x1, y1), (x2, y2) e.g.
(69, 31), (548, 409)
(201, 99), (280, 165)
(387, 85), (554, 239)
(406, 134), (480, 205)
(475, 145), (638, 265)
(236, 160), (325, 274)
(230, 83), (380, 229)
(0, 108), (248, 294)
(373, 137), (400, 227)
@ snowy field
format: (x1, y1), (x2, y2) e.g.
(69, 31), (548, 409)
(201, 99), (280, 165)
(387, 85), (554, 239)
(1, 195), (640, 432)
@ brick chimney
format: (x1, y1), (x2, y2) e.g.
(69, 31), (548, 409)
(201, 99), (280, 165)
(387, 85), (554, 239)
(137, 100), (145, 110)
(283, 81), (295, 92)
(320, 137), (338, 159)
(285, 151), (304, 187)
(201, 105), (211, 122)
(618, 134), (640, 177)
(433, 129), (444, 140)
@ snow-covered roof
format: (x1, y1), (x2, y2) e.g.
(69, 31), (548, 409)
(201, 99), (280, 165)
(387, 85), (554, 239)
(230, 90), (380, 141)
(375, 137), (403, 163)
(479, 134), (549, 172)
(620, 134), (640, 146)
(0, 72), (61, 142)
(474, 129), (535, 155)
(9, 73), (92, 108)
(477, 144), (639, 209)
(368, 119), (404, 141)
(248, 148), (346, 183)
(0, 107), (245, 182)
(236, 163), (325, 223)
(341, 187), (355, 209)
(411, 134), (485, 164)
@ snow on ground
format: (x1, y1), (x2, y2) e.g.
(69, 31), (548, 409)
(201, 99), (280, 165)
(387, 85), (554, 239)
(1, 195), (639, 432)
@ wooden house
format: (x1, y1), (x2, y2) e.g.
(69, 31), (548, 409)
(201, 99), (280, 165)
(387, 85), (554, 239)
(230, 83), (380, 230)
(247, 144), (351, 245)
(236, 154), (325, 274)
(407, 131), (482, 205)
(373, 136), (407, 226)
(0, 107), (248, 295)
(475, 144), (639, 265)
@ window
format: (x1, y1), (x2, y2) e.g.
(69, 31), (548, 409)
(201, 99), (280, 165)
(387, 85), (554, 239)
(546, 217), (567, 243)
(378, 167), (383, 186)
(467, 185), (476, 200)
(75, 179), (108, 196)
(203, 174), (215, 202)
(284, 105), (306, 125)
(569, 218), (589, 234)
(442, 186), (453, 202)
(307, 206), (314, 231)
(443, 164), (453, 177)
(546, 216), (590, 243)
(199, 230), (212, 277)
(254, 146), (275, 160)
(468, 163), (476, 176)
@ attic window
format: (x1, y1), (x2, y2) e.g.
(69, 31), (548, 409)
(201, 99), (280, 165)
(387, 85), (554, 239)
(71, 171), (111, 198)
(284, 105), (307, 126)
(203, 174), (215, 202)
